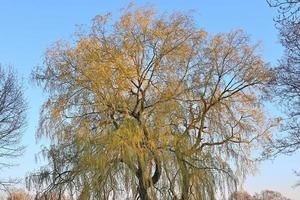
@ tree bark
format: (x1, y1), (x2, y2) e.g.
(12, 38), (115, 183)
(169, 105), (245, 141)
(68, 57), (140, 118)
(136, 165), (151, 200)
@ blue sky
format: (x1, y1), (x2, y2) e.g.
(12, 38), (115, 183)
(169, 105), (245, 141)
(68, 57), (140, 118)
(0, 0), (299, 199)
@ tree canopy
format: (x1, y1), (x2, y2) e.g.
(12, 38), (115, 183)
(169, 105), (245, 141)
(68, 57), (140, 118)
(28, 5), (275, 200)
(230, 189), (291, 200)
(267, 0), (300, 155)
(0, 65), (26, 189)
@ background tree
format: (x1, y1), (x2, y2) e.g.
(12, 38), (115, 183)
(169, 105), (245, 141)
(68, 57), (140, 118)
(230, 189), (291, 200)
(230, 191), (256, 200)
(266, 0), (300, 155)
(6, 188), (32, 200)
(28, 5), (275, 200)
(4, 188), (69, 200)
(0, 65), (26, 189)
(254, 190), (291, 200)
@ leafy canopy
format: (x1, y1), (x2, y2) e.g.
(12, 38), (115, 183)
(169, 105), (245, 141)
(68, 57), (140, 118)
(28, 4), (275, 200)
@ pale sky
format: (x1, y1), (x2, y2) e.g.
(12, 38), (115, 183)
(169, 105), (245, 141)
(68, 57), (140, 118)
(0, 0), (299, 199)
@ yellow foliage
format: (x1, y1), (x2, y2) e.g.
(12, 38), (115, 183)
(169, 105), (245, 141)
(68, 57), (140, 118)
(32, 4), (276, 200)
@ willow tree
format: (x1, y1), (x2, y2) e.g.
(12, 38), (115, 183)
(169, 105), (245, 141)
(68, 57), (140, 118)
(28, 5), (275, 200)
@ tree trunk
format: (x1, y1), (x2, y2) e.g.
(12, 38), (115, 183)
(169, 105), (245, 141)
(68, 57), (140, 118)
(136, 165), (151, 200)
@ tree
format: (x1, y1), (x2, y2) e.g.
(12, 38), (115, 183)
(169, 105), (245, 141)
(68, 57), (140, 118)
(266, 1), (300, 155)
(6, 188), (32, 200)
(230, 190), (291, 200)
(33, 192), (70, 200)
(254, 190), (291, 200)
(4, 188), (69, 200)
(230, 191), (256, 200)
(28, 5), (275, 200)
(0, 66), (26, 189)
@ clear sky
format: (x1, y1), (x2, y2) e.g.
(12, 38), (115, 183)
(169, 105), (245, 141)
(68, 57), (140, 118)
(0, 0), (299, 199)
